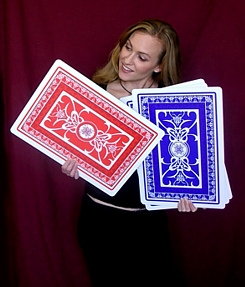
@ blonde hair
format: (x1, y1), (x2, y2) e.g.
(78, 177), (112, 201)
(92, 19), (181, 87)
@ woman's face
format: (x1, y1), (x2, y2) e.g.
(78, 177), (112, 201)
(118, 31), (163, 85)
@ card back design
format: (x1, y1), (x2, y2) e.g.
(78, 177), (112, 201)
(133, 88), (225, 208)
(11, 60), (164, 196)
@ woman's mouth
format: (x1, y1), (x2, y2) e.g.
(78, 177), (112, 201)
(121, 64), (133, 72)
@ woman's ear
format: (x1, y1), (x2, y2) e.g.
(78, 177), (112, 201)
(153, 65), (161, 73)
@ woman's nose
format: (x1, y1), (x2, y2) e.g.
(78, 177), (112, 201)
(124, 52), (134, 64)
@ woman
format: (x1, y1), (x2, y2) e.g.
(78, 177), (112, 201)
(62, 19), (196, 286)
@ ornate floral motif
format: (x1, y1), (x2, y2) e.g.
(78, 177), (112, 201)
(140, 93), (216, 202)
(19, 70), (159, 192)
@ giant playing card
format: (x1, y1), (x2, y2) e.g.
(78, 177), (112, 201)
(10, 59), (164, 196)
(132, 85), (231, 209)
(128, 81), (232, 209)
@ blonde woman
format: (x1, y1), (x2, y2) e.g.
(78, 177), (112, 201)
(62, 19), (196, 287)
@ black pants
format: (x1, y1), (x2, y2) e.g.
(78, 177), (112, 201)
(78, 194), (177, 287)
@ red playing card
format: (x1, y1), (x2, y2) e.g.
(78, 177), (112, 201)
(11, 60), (164, 196)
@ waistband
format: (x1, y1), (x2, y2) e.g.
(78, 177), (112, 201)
(87, 194), (146, 212)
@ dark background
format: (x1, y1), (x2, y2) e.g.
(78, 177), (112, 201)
(1, 0), (245, 286)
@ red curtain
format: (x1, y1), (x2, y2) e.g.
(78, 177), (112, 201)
(1, 0), (245, 286)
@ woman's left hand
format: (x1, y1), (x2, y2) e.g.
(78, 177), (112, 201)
(178, 198), (197, 212)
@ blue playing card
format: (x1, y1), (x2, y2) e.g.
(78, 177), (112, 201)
(130, 83), (231, 209)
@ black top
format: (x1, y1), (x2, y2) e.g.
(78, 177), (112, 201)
(84, 83), (163, 208)
(85, 170), (144, 208)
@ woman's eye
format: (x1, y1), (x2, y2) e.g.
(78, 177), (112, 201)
(125, 45), (131, 50)
(139, 56), (147, 61)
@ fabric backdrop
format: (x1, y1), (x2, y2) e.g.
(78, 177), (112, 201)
(1, 0), (245, 286)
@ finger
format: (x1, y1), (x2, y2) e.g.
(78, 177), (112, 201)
(183, 198), (190, 212)
(61, 160), (69, 173)
(189, 202), (198, 212)
(177, 201), (181, 211)
(74, 170), (79, 180)
(62, 159), (73, 172)
(178, 198), (187, 212)
(61, 159), (77, 175)
(178, 198), (193, 212)
(69, 162), (79, 179)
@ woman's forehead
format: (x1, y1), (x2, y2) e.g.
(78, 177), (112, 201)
(127, 31), (163, 55)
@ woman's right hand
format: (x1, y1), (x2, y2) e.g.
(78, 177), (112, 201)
(61, 159), (79, 179)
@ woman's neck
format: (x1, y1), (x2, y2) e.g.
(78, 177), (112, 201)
(106, 79), (157, 99)
(119, 79), (154, 95)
